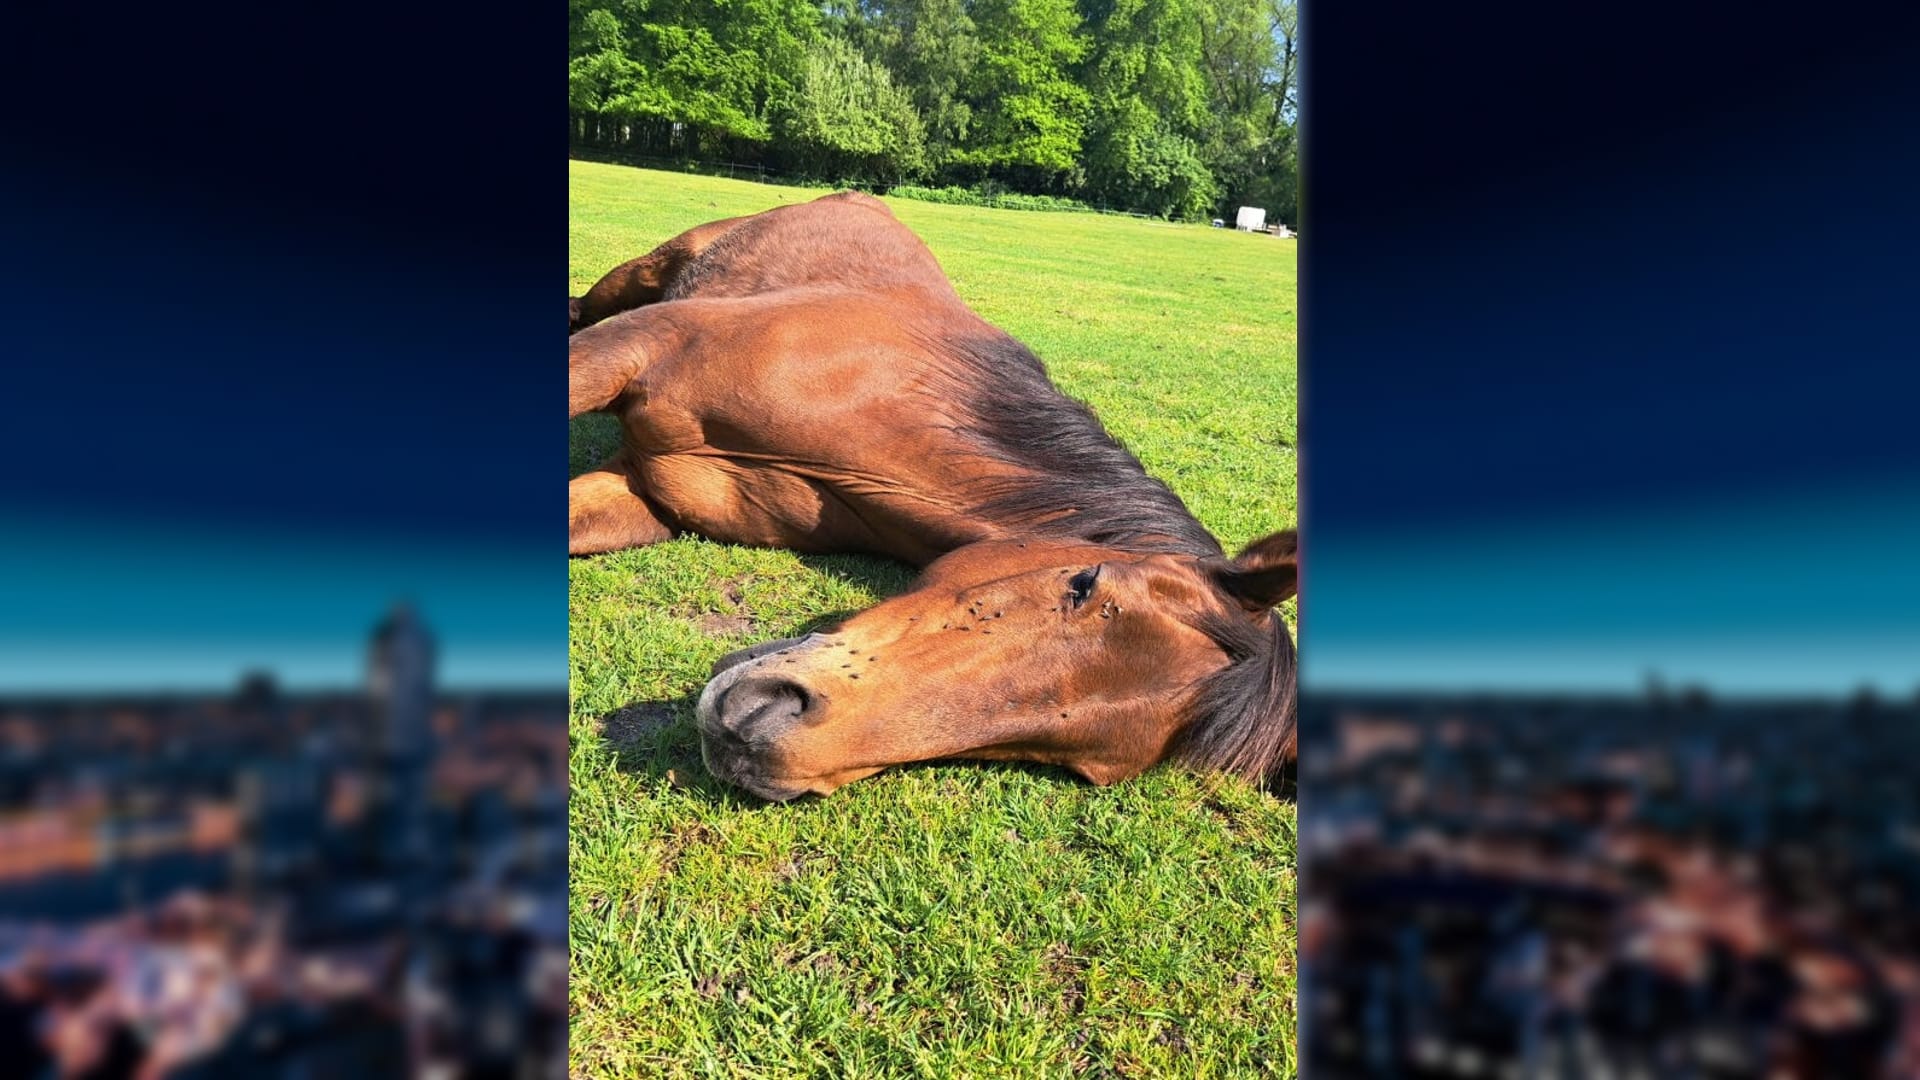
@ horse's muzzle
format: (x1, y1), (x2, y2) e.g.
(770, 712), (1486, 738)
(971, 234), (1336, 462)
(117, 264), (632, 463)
(707, 635), (815, 680)
(696, 634), (832, 800)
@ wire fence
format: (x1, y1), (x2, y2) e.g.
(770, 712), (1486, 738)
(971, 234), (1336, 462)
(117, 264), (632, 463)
(569, 146), (786, 184)
(565, 145), (1165, 221)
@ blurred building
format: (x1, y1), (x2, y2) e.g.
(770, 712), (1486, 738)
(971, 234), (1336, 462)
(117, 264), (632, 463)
(368, 602), (437, 920)
(0, 604), (567, 1080)
(369, 602), (435, 760)
(1300, 688), (1920, 1079)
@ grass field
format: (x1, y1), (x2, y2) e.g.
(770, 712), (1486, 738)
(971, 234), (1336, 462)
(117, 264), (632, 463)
(569, 160), (1299, 1078)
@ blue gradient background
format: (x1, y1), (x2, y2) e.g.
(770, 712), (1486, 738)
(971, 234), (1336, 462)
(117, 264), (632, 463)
(1301, 0), (1920, 693)
(0, 0), (557, 690)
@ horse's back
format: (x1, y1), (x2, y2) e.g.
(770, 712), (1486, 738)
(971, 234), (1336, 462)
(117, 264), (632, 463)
(661, 191), (955, 303)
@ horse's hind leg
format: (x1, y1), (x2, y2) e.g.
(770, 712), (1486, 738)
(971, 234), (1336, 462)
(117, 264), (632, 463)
(569, 295), (749, 418)
(570, 214), (748, 332)
(567, 293), (776, 554)
(570, 463), (674, 555)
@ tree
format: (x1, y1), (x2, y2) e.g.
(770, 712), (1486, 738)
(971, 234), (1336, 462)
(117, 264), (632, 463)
(566, 0), (1300, 219)
(951, 0), (1091, 189)
(1194, 0), (1299, 223)
(1079, 0), (1219, 218)
(568, 7), (643, 127)
(877, 0), (982, 169)
(567, 0), (823, 154)
(776, 35), (930, 183)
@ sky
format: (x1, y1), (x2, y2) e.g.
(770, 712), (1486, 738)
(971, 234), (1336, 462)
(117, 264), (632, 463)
(1299, 8), (1919, 698)
(1, 134), (559, 695)
(0, 510), (563, 692)
(1304, 477), (1920, 696)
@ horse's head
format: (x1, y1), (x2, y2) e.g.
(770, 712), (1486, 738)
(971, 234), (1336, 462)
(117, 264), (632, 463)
(695, 531), (1297, 801)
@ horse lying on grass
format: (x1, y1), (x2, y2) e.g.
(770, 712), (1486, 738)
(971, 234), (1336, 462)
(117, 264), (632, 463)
(569, 190), (1296, 801)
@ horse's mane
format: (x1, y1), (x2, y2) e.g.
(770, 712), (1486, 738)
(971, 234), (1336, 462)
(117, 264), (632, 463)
(919, 330), (1224, 557)
(1173, 608), (1298, 785)
(918, 328), (1294, 784)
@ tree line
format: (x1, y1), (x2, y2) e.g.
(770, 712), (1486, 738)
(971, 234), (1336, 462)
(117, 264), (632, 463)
(568, 0), (1298, 224)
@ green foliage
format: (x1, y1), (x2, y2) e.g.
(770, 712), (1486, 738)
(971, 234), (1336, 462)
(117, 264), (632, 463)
(1078, 0), (1220, 220)
(888, 184), (1101, 213)
(777, 36), (929, 184)
(1194, 0), (1299, 223)
(882, 0), (982, 165)
(949, 0), (1091, 183)
(568, 0), (1299, 222)
(1084, 103), (1220, 221)
(567, 0), (823, 147)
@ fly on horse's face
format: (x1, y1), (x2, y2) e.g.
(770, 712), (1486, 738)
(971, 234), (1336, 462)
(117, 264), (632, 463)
(696, 532), (1297, 801)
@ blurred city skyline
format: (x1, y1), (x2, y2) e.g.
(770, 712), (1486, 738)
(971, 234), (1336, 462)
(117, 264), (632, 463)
(0, 597), (569, 1078)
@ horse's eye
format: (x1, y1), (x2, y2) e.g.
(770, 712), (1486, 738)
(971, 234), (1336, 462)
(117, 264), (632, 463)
(1066, 566), (1101, 608)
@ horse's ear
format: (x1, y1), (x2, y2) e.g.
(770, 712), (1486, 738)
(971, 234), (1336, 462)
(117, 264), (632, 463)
(1208, 529), (1297, 613)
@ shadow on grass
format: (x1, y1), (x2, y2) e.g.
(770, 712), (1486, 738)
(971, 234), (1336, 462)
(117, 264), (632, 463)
(864, 755), (1089, 788)
(569, 414), (623, 479)
(1264, 757), (1298, 801)
(591, 690), (763, 809)
(596, 670), (1295, 808)
(591, 686), (1088, 809)
(594, 690), (1294, 811)
(793, 552), (916, 600)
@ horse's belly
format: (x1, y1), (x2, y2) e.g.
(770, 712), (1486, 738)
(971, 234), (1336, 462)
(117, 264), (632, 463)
(641, 454), (853, 552)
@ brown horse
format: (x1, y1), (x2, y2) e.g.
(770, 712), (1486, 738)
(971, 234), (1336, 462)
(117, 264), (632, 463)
(570, 190), (1296, 801)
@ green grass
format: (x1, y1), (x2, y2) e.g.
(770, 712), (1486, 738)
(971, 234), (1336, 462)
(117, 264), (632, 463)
(569, 161), (1298, 1079)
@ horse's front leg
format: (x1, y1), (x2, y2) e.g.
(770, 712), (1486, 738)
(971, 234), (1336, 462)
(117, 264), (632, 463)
(570, 214), (748, 333)
(569, 297), (735, 419)
(569, 464), (674, 555)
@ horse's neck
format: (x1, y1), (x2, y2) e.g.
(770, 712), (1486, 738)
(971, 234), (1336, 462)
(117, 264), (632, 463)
(960, 461), (1222, 557)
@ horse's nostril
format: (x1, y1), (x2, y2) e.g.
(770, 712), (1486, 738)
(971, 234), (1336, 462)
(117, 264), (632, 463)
(717, 676), (812, 737)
